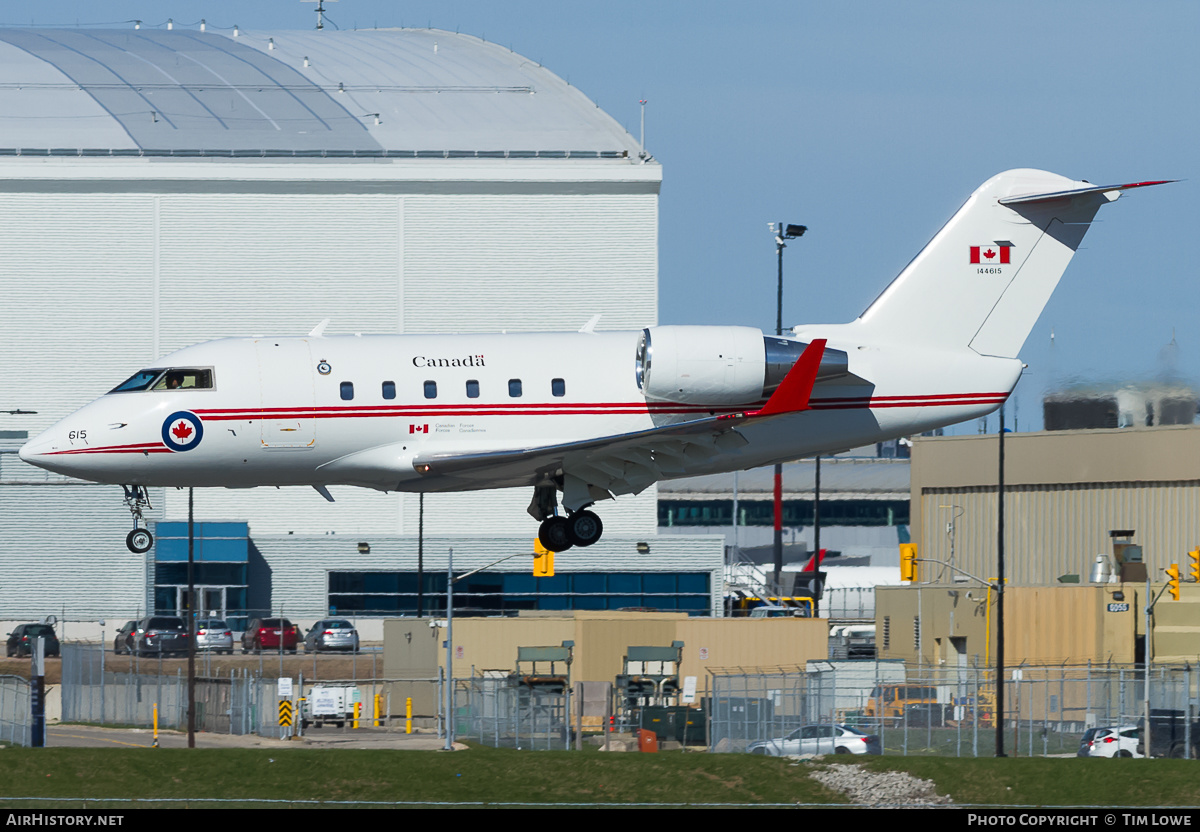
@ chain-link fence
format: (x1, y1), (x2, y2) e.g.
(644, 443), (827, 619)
(60, 643), (418, 740)
(61, 643), (262, 733)
(709, 661), (1200, 758)
(0, 675), (30, 746)
(451, 676), (572, 750)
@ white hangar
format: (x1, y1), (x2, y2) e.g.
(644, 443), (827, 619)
(0, 27), (725, 626)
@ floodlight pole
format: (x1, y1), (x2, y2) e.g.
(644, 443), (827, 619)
(772, 222), (807, 592)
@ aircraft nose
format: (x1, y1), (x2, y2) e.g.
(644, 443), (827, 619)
(18, 429), (63, 472)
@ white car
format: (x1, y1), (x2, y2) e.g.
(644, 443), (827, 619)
(748, 724), (881, 756)
(1078, 725), (1141, 758)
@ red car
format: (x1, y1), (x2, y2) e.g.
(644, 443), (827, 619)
(241, 618), (301, 653)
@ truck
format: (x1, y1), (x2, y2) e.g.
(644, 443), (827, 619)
(301, 683), (362, 729)
(864, 684), (947, 726)
(1138, 709), (1200, 758)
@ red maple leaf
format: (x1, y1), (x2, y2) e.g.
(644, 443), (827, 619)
(172, 421), (194, 440)
(983, 248), (996, 260)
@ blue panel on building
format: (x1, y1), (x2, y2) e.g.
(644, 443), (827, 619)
(154, 522), (249, 563)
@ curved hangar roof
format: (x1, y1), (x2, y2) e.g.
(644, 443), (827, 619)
(0, 27), (642, 158)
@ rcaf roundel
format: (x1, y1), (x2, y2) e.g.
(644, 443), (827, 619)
(162, 411), (204, 452)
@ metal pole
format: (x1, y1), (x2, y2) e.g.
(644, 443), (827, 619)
(814, 456), (821, 560)
(773, 224), (784, 590)
(443, 547), (454, 751)
(1145, 573), (1152, 756)
(995, 404), (1006, 757)
(187, 487), (196, 747)
(418, 493), (425, 617)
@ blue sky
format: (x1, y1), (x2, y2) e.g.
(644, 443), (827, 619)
(7, 1), (1197, 432)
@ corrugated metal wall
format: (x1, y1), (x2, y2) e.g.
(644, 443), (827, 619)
(919, 481), (1200, 586)
(0, 173), (662, 614)
(0, 483), (158, 618)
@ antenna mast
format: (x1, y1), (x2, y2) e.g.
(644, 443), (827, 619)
(302, 0), (338, 30)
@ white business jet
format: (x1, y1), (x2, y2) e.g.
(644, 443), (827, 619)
(20, 169), (1169, 554)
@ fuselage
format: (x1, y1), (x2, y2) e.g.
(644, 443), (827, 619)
(19, 326), (1019, 492)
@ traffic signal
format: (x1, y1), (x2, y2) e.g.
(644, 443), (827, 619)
(899, 543), (917, 582)
(1166, 563), (1181, 601)
(1189, 549), (1200, 583)
(533, 539), (555, 577)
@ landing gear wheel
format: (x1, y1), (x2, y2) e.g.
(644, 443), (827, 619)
(566, 510), (603, 547)
(538, 516), (573, 552)
(126, 528), (153, 554)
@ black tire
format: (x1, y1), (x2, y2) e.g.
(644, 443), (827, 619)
(1117, 750), (1133, 758)
(566, 510), (603, 548)
(1169, 743), (1188, 759)
(538, 516), (573, 552)
(751, 747), (769, 755)
(126, 528), (153, 554)
(835, 747), (852, 755)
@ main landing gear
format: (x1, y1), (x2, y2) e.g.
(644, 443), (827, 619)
(122, 485), (154, 554)
(530, 481), (605, 552)
(537, 510), (604, 553)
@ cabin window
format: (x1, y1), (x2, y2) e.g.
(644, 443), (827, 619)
(466, 380), (480, 398)
(382, 381), (396, 400)
(552, 378), (566, 397)
(424, 380), (438, 399)
(340, 382), (354, 401)
(508, 379), (522, 398)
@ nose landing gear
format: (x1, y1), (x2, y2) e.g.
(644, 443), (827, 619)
(122, 485), (154, 554)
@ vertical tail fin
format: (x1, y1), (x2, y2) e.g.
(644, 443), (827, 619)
(856, 169), (1169, 359)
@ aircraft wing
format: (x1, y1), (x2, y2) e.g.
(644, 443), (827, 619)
(411, 340), (827, 500)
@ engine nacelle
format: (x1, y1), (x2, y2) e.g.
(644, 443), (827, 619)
(635, 326), (851, 406)
(636, 326), (767, 405)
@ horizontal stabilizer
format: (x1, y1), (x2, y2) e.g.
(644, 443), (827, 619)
(998, 179), (1175, 206)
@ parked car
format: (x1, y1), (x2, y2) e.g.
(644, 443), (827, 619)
(196, 619), (234, 654)
(242, 618), (300, 653)
(1137, 710), (1200, 758)
(748, 724), (881, 756)
(132, 616), (188, 657)
(113, 620), (138, 654)
(6, 624), (60, 658)
(1078, 725), (1141, 758)
(304, 619), (360, 653)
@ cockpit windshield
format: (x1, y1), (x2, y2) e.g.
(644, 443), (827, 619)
(150, 369), (214, 391)
(108, 368), (214, 394)
(109, 369), (164, 393)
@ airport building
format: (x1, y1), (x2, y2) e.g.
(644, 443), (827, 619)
(878, 424), (1200, 666)
(0, 26), (726, 627)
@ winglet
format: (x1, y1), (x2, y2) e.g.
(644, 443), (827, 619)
(752, 339), (827, 417)
(579, 314), (602, 334)
(308, 318), (331, 337)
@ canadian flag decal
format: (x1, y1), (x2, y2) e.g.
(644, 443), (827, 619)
(970, 243), (1011, 264)
(409, 424), (429, 434)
